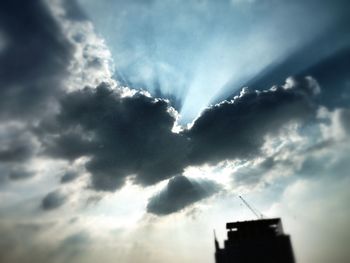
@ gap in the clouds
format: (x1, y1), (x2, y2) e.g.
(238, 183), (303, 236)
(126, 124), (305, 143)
(76, 0), (344, 124)
(115, 72), (184, 112)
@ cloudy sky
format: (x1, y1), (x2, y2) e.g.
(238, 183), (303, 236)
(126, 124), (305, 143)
(0, 0), (349, 262)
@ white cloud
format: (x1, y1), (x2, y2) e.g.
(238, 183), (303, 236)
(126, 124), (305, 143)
(47, 0), (116, 92)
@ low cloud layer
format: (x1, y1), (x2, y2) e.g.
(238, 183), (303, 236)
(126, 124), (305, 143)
(147, 175), (220, 215)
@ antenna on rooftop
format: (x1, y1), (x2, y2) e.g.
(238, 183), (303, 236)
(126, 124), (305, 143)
(239, 195), (264, 220)
(214, 229), (220, 250)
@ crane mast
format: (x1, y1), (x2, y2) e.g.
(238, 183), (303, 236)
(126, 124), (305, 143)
(239, 195), (264, 219)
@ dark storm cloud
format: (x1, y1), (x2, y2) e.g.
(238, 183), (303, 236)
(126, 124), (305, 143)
(185, 77), (319, 165)
(40, 83), (188, 191)
(43, 132), (96, 161)
(39, 76), (320, 200)
(41, 190), (67, 210)
(147, 175), (220, 215)
(0, 0), (73, 120)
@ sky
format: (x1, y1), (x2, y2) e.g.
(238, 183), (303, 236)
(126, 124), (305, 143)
(0, 0), (349, 263)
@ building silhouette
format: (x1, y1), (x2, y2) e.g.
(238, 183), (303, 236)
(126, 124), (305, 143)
(215, 218), (295, 263)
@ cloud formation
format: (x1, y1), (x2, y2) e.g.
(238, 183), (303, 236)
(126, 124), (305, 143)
(0, 0), (73, 120)
(0, 0), (345, 219)
(147, 175), (220, 215)
(0, 0), (343, 218)
(38, 76), (320, 201)
(0, 1), (349, 263)
(185, 76), (319, 165)
(39, 83), (188, 191)
(41, 190), (67, 210)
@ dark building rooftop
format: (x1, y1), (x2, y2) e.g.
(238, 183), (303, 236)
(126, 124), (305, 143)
(215, 218), (295, 263)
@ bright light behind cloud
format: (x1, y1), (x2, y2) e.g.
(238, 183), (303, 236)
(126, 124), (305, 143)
(1, 1), (350, 263)
(77, 0), (339, 123)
